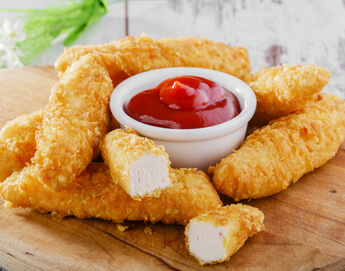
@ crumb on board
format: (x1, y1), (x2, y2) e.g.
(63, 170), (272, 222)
(4, 201), (13, 208)
(144, 226), (152, 235)
(117, 224), (129, 232)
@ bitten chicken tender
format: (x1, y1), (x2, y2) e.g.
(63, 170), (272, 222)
(102, 128), (173, 199)
(249, 64), (330, 126)
(0, 163), (222, 225)
(185, 204), (264, 265)
(55, 34), (252, 84)
(209, 93), (345, 201)
(32, 53), (114, 191)
(0, 110), (43, 182)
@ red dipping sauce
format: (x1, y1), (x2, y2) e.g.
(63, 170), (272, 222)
(124, 76), (241, 129)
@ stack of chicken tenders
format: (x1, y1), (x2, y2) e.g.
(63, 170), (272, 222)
(0, 34), (344, 265)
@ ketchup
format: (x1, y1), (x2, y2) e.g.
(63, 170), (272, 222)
(124, 76), (241, 129)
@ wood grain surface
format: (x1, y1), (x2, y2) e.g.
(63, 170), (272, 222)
(0, 66), (344, 271)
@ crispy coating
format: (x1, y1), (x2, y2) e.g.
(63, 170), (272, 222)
(0, 110), (43, 182)
(249, 64), (330, 126)
(101, 128), (173, 199)
(32, 53), (114, 191)
(209, 93), (345, 200)
(185, 204), (264, 265)
(55, 34), (252, 84)
(0, 163), (222, 225)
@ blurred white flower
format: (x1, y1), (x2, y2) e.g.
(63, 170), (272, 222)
(0, 45), (24, 68)
(0, 19), (25, 68)
(0, 19), (26, 46)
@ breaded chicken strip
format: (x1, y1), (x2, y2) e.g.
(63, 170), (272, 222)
(55, 34), (252, 84)
(32, 53), (113, 191)
(249, 64), (330, 126)
(102, 128), (173, 199)
(0, 163), (222, 225)
(185, 204), (264, 265)
(209, 93), (345, 200)
(0, 110), (43, 182)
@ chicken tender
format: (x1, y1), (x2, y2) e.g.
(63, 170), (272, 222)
(209, 93), (345, 200)
(0, 110), (43, 182)
(101, 128), (173, 199)
(32, 53), (113, 191)
(185, 204), (264, 265)
(55, 34), (252, 84)
(249, 64), (330, 126)
(0, 163), (222, 225)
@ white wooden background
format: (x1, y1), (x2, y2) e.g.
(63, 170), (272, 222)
(0, 0), (344, 98)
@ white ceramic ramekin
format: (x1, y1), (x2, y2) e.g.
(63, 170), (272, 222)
(110, 67), (256, 171)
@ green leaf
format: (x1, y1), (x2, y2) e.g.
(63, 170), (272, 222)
(64, 0), (108, 46)
(1, 0), (116, 65)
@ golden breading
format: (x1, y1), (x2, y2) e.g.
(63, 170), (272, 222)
(209, 93), (345, 201)
(101, 128), (173, 199)
(32, 53), (114, 191)
(0, 163), (222, 225)
(55, 34), (252, 84)
(0, 110), (43, 182)
(249, 64), (330, 126)
(185, 204), (264, 265)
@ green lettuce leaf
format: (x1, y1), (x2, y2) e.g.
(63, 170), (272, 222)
(1, 0), (111, 65)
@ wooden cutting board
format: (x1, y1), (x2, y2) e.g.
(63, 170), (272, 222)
(0, 66), (344, 271)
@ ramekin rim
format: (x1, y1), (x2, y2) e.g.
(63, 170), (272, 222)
(110, 67), (256, 141)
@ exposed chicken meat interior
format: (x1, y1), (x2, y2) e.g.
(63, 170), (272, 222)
(186, 221), (229, 264)
(129, 153), (171, 198)
(185, 204), (264, 265)
(101, 128), (174, 199)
